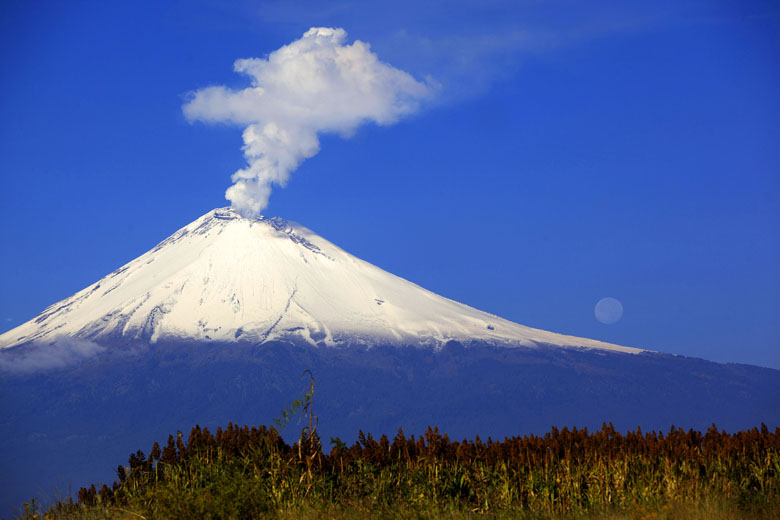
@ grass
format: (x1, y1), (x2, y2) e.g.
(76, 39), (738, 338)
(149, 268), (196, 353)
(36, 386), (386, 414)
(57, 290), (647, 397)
(18, 497), (780, 519)
(13, 421), (780, 519)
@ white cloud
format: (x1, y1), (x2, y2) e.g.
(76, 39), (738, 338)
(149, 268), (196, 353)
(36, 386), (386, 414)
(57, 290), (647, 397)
(183, 27), (433, 216)
(241, 1), (671, 102)
(0, 337), (106, 374)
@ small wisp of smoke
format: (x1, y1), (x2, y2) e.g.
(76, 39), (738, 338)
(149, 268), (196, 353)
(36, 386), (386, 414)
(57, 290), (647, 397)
(183, 27), (433, 217)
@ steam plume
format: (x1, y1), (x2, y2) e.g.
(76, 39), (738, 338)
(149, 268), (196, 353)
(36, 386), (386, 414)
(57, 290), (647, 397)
(183, 27), (432, 216)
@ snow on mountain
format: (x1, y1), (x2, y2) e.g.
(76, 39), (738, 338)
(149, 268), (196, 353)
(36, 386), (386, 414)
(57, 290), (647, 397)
(0, 208), (642, 353)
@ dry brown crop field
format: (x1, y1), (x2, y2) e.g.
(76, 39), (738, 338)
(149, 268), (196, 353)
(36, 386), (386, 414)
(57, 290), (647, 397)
(14, 419), (779, 519)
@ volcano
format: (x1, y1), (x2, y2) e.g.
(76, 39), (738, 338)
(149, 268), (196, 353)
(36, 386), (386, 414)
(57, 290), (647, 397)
(1, 209), (778, 514)
(0, 208), (639, 353)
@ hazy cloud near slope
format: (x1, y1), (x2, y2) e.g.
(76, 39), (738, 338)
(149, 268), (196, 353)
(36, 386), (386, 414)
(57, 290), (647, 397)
(0, 337), (106, 374)
(183, 27), (432, 217)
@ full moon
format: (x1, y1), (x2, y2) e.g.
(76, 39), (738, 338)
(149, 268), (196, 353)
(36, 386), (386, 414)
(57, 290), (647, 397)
(595, 297), (623, 324)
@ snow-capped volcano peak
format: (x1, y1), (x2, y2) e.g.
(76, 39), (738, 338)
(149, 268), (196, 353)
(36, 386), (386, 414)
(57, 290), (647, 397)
(0, 208), (642, 354)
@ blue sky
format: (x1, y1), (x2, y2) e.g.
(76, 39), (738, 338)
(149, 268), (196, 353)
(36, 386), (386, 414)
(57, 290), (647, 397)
(1, 0), (778, 368)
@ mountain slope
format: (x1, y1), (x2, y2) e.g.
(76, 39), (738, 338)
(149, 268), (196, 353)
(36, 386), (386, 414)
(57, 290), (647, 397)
(0, 208), (641, 353)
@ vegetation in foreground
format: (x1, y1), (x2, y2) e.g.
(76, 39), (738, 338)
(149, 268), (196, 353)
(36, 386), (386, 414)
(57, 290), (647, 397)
(15, 419), (779, 519)
(14, 374), (780, 519)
